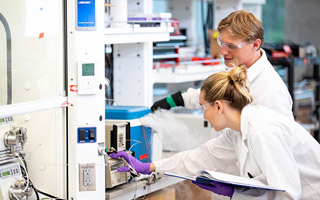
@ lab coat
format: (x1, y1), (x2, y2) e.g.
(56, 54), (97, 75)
(181, 49), (294, 119)
(154, 105), (320, 199)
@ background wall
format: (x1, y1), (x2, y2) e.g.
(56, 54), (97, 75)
(285, 0), (320, 46)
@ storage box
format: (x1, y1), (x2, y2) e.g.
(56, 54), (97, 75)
(105, 106), (152, 162)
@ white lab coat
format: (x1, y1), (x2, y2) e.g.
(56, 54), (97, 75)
(154, 105), (320, 199)
(181, 49), (294, 119)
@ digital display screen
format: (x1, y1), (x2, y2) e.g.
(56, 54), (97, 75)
(111, 164), (120, 171)
(2, 171), (10, 177)
(82, 63), (94, 76)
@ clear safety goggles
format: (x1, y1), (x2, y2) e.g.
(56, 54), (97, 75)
(217, 35), (245, 51)
(200, 100), (231, 112)
(200, 102), (214, 112)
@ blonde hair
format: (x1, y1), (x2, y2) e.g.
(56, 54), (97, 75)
(201, 65), (252, 111)
(218, 10), (264, 48)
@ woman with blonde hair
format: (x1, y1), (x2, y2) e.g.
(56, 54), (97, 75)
(111, 66), (320, 199)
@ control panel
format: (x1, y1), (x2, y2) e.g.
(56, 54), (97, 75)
(0, 162), (21, 180)
(77, 127), (96, 143)
(0, 117), (13, 125)
(77, 62), (98, 95)
(0, 162), (24, 200)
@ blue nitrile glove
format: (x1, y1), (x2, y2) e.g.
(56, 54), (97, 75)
(151, 91), (184, 112)
(192, 180), (234, 198)
(109, 151), (151, 175)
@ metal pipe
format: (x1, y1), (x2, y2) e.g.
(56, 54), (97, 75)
(0, 13), (12, 104)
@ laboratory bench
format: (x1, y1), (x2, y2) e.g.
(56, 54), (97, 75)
(105, 175), (183, 200)
(105, 176), (218, 200)
(105, 151), (214, 200)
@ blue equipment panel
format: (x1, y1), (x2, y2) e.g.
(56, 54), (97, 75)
(76, 0), (96, 31)
(78, 127), (96, 143)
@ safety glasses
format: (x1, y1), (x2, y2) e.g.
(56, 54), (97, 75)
(217, 35), (245, 51)
(200, 100), (231, 112)
(200, 102), (214, 112)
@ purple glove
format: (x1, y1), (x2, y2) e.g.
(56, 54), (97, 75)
(192, 180), (234, 198)
(109, 151), (151, 175)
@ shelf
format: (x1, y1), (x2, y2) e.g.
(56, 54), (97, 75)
(153, 64), (227, 83)
(104, 25), (173, 44)
(170, 35), (187, 40)
(153, 46), (179, 50)
(153, 53), (179, 59)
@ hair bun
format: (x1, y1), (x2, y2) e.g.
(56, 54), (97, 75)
(229, 65), (247, 86)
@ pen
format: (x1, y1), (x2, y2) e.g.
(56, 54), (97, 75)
(247, 172), (254, 178)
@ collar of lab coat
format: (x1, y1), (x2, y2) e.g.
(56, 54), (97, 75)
(247, 49), (267, 83)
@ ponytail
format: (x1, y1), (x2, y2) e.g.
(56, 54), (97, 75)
(201, 65), (252, 111)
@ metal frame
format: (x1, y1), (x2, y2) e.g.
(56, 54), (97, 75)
(66, 0), (106, 199)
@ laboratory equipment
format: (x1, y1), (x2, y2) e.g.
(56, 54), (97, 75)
(104, 121), (131, 188)
(0, 117), (27, 163)
(0, 117), (31, 200)
(0, 162), (31, 200)
(105, 106), (153, 163)
(105, 155), (130, 188)
(104, 121), (136, 188)
(105, 121), (130, 153)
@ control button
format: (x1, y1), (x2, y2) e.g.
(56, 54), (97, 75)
(79, 129), (86, 142)
(89, 129), (95, 140)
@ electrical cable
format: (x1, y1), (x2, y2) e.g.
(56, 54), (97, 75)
(34, 186), (40, 200)
(35, 189), (65, 200)
(10, 188), (19, 200)
(17, 154), (30, 194)
(21, 155), (65, 200)
(20, 167), (40, 200)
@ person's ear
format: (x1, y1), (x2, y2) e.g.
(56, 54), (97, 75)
(215, 101), (223, 113)
(253, 39), (261, 51)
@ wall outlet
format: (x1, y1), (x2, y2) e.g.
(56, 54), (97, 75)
(79, 163), (96, 191)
